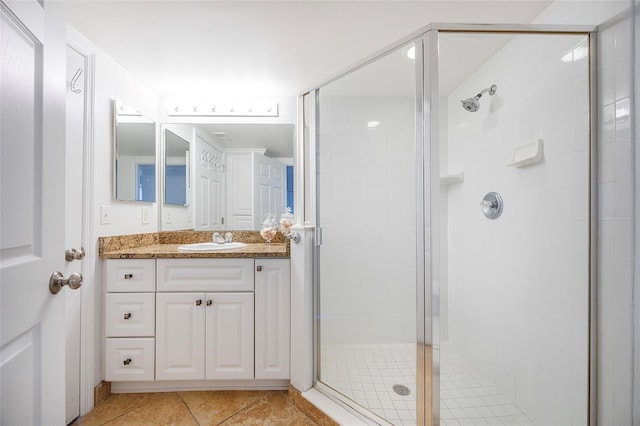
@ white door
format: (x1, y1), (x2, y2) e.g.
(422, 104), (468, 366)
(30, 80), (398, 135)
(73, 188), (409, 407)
(64, 44), (86, 424)
(155, 293), (205, 380)
(226, 152), (253, 229)
(270, 162), (286, 218)
(1, 1), (69, 424)
(205, 292), (254, 380)
(255, 154), (271, 228)
(193, 132), (223, 231)
(255, 259), (290, 379)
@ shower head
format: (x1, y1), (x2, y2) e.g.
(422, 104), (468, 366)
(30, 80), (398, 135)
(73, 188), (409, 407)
(461, 84), (497, 112)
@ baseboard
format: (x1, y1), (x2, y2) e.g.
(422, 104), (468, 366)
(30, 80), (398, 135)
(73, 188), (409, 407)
(289, 385), (340, 426)
(93, 381), (111, 407)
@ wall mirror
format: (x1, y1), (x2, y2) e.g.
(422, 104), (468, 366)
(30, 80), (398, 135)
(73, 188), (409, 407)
(113, 99), (156, 202)
(164, 129), (190, 206)
(159, 123), (295, 231)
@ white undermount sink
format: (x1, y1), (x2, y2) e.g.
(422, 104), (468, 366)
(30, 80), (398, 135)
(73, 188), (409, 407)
(177, 242), (247, 252)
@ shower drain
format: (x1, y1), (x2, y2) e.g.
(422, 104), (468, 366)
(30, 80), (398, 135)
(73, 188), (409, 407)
(392, 384), (411, 396)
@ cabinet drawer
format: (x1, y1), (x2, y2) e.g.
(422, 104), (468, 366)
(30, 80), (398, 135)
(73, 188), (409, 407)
(105, 293), (155, 337)
(105, 338), (154, 381)
(105, 259), (155, 292)
(157, 258), (254, 292)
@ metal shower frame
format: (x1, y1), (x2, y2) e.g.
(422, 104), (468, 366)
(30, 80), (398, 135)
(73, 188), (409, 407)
(303, 23), (599, 426)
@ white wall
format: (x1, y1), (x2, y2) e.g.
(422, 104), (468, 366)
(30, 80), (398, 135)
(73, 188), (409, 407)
(67, 28), (161, 391)
(444, 32), (590, 424)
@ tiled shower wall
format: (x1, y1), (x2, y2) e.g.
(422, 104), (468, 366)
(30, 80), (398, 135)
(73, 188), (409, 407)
(595, 5), (635, 424)
(534, 1), (637, 423)
(445, 31), (591, 425)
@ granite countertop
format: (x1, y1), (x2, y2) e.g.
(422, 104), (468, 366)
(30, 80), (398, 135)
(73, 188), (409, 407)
(99, 231), (290, 259)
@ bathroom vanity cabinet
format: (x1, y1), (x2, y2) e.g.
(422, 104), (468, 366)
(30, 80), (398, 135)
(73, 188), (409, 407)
(104, 257), (290, 385)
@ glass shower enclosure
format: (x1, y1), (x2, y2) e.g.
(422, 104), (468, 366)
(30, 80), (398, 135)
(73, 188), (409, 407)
(308, 25), (594, 425)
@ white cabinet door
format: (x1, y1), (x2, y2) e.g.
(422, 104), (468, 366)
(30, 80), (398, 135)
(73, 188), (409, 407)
(255, 259), (291, 379)
(156, 293), (205, 380)
(205, 292), (254, 380)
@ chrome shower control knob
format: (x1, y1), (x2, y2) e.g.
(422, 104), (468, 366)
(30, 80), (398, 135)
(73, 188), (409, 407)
(481, 192), (503, 220)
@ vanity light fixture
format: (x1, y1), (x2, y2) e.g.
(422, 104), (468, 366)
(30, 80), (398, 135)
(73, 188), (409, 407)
(166, 99), (278, 117)
(116, 100), (142, 116)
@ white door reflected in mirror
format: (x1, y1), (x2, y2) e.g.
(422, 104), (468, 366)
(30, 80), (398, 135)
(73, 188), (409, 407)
(160, 123), (295, 231)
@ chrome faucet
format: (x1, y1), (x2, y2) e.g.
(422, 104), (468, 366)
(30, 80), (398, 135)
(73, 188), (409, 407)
(212, 232), (225, 244)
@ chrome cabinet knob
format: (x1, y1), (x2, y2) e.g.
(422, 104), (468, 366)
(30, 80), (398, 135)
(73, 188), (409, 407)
(65, 247), (85, 261)
(49, 272), (83, 294)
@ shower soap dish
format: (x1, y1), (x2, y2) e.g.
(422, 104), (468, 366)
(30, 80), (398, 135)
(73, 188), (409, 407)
(440, 172), (464, 184)
(507, 139), (543, 168)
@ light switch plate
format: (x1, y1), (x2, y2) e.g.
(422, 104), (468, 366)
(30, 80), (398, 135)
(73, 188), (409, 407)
(142, 207), (150, 224)
(100, 205), (111, 224)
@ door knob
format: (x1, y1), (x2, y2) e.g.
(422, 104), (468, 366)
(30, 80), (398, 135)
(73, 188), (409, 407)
(65, 247), (85, 261)
(49, 272), (83, 294)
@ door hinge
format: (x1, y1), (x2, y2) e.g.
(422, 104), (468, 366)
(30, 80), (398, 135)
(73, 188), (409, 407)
(222, 217), (224, 225)
(315, 227), (322, 246)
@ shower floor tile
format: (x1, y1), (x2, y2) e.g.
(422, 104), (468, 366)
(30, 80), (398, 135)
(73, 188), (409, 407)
(320, 343), (533, 426)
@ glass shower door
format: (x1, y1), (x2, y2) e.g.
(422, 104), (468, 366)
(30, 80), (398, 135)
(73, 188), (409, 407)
(436, 31), (591, 426)
(315, 41), (421, 425)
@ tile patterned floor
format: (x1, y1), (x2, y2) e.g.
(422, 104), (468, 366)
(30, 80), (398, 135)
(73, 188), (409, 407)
(72, 390), (318, 426)
(440, 346), (533, 426)
(320, 343), (533, 426)
(320, 343), (417, 426)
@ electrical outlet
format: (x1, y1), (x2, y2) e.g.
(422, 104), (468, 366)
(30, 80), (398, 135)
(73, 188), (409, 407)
(100, 206), (111, 225)
(142, 207), (150, 224)
(166, 210), (173, 224)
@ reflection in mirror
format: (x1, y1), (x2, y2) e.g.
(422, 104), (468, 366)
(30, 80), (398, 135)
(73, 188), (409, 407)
(164, 130), (190, 206)
(113, 99), (156, 202)
(159, 123), (295, 231)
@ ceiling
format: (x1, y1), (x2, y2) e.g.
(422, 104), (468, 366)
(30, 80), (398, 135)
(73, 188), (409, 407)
(196, 123), (295, 158)
(64, 1), (553, 98)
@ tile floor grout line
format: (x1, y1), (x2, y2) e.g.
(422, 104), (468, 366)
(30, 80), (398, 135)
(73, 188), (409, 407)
(177, 391), (203, 426)
(98, 395), (161, 426)
(213, 393), (273, 425)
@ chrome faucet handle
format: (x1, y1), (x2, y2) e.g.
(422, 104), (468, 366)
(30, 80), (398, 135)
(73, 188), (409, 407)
(212, 232), (224, 243)
(224, 232), (233, 243)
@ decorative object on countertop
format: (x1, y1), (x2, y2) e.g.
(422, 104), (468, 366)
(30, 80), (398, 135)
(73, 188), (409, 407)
(279, 207), (294, 237)
(259, 214), (278, 244)
(278, 207), (301, 243)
